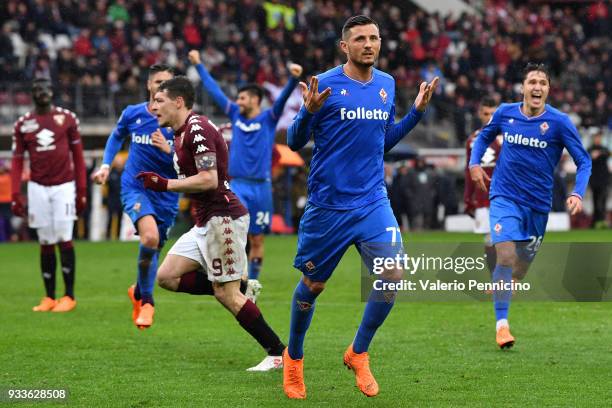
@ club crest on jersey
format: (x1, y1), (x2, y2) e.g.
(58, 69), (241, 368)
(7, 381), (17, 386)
(494, 223), (502, 234)
(53, 114), (65, 126)
(341, 89), (348, 96)
(305, 261), (315, 271)
(133, 202), (141, 213)
(540, 122), (549, 135)
(379, 88), (388, 104)
(508, 118), (514, 124)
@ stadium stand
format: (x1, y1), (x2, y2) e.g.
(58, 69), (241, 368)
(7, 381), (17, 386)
(0, 0), (609, 144)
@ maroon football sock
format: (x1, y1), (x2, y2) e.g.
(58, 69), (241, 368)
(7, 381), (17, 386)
(177, 271), (248, 295)
(235, 299), (285, 356)
(177, 270), (213, 295)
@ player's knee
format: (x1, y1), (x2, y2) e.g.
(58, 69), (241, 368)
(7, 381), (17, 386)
(495, 243), (516, 267)
(140, 231), (159, 249)
(512, 261), (530, 281)
(249, 234), (264, 249)
(156, 265), (173, 290)
(303, 277), (325, 294)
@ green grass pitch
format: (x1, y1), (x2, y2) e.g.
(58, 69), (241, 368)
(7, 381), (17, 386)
(1, 231), (611, 407)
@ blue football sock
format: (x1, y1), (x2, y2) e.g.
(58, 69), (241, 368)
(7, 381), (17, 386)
(492, 264), (513, 322)
(137, 245), (158, 305)
(248, 257), (262, 280)
(353, 284), (396, 354)
(288, 279), (319, 360)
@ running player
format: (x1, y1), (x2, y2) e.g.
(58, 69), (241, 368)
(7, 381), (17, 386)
(92, 64), (178, 329)
(282, 15), (438, 398)
(139, 76), (286, 371)
(469, 63), (591, 349)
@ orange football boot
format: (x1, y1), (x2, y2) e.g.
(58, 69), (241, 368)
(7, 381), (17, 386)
(135, 303), (154, 329)
(496, 326), (515, 349)
(343, 344), (379, 397)
(127, 285), (141, 324)
(283, 348), (306, 399)
(32, 297), (57, 312)
(51, 296), (77, 312)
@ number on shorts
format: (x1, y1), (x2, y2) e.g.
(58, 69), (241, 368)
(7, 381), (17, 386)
(212, 258), (223, 276)
(526, 235), (543, 252)
(255, 211), (270, 226)
(386, 227), (402, 245)
(65, 203), (75, 216)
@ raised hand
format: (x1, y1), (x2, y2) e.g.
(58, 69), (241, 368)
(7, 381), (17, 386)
(188, 50), (201, 65)
(151, 129), (171, 154)
(414, 77), (440, 112)
(299, 76), (332, 114)
(288, 63), (303, 78)
(469, 165), (491, 192)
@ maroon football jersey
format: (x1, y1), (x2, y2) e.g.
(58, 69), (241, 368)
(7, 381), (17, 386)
(174, 112), (247, 226)
(12, 107), (84, 187)
(464, 129), (502, 209)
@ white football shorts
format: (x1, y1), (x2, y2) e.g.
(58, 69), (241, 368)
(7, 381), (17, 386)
(168, 215), (249, 283)
(27, 180), (76, 244)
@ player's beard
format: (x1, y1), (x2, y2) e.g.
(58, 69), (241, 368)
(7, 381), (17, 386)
(351, 51), (377, 69)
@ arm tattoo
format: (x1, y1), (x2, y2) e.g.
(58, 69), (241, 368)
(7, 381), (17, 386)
(195, 153), (217, 171)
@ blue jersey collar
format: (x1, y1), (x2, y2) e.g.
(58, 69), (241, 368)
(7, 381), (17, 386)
(341, 64), (375, 86)
(518, 103), (547, 120)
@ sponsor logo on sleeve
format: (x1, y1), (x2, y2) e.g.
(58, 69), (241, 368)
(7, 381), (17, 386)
(195, 144), (209, 154)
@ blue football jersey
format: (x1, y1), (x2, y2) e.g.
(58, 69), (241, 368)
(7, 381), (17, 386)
(469, 102), (591, 212)
(294, 66), (397, 209)
(103, 102), (178, 196)
(194, 64), (297, 181)
(226, 107), (277, 181)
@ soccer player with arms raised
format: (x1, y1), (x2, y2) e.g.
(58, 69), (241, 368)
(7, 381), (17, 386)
(188, 50), (302, 300)
(464, 97), (501, 272)
(469, 63), (591, 349)
(11, 78), (87, 312)
(283, 15), (438, 398)
(138, 77), (285, 371)
(92, 65), (178, 329)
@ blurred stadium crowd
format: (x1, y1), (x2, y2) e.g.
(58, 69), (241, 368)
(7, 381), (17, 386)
(0, 0), (610, 138)
(0, 0), (610, 241)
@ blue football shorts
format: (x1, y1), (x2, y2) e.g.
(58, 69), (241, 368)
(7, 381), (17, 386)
(293, 198), (403, 282)
(490, 196), (549, 262)
(230, 178), (273, 235)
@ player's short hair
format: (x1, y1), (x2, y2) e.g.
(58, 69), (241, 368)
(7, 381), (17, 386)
(158, 76), (195, 109)
(237, 84), (264, 104)
(342, 15), (379, 39)
(522, 62), (551, 84)
(480, 96), (497, 108)
(149, 63), (175, 77)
